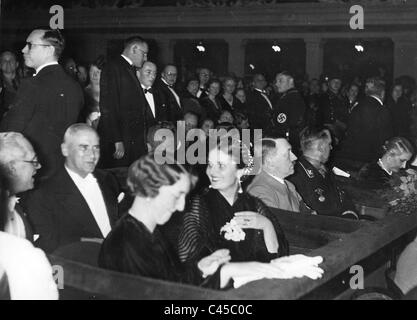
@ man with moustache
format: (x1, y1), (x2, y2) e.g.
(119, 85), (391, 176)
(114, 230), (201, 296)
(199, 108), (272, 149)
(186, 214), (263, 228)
(25, 124), (120, 253)
(138, 61), (168, 128)
(247, 137), (312, 213)
(98, 36), (149, 168)
(0, 29), (84, 180)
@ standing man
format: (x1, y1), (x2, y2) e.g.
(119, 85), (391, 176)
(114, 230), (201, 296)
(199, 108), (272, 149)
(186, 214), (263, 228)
(272, 71), (307, 155)
(98, 36), (148, 168)
(0, 29), (84, 180)
(335, 77), (393, 171)
(156, 64), (183, 122)
(246, 74), (274, 133)
(138, 61), (168, 128)
(318, 73), (349, 143)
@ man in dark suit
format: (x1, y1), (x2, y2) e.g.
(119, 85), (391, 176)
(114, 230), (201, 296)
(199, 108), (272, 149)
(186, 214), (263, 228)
(318, 74), (349, 144)
(0, 29), (84, 180)
(272, 71), (307, 154)
(98, 36), (148, 168)
(25, 124), (120, 254)
(246, 74), (274, 133)
(0, 132), (41, 241)
(155, 64), (183, 122)
(138, 61), (168, 128)
(335, 77), (394, 171)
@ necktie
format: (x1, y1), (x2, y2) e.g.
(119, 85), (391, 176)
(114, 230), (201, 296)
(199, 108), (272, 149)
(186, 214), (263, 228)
(144, 88), (153, 94)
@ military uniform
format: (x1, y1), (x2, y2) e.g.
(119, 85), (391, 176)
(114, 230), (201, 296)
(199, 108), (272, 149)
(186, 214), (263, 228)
(288, 156), (356, 218)
(272, 88), (306, 153)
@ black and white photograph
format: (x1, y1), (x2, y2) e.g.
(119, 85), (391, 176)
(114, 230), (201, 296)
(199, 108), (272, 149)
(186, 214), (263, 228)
(1, 0), (417, 304)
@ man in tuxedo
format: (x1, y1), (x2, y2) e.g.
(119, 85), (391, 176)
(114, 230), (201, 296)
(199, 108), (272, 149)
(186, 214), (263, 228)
(247, 137), (312, 213)
(156, 64), (183, 122)
(0, 29), (84, 180)
(246, 74), (274, 133)
(0, 132), (40, 241)
(138, 61), (168, 128)
(335, 77), (394, 171)
(25, 124), (120, 254)
(272, 71), (307, 154)
(98, 36), (148, 168)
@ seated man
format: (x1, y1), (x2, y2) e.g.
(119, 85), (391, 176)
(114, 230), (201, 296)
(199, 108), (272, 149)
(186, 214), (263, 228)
(247, 137), (311, 213)
(288, 127), (358, 219)
(0, 132), (41, 240)
(25, 124), (120, 253)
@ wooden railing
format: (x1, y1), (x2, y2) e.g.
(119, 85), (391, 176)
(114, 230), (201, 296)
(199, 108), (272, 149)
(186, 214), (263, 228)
(49, 209), (417, 300)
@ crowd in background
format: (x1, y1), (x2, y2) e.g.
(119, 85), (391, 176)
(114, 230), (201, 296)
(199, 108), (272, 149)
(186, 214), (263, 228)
(1, 30), (417, 299)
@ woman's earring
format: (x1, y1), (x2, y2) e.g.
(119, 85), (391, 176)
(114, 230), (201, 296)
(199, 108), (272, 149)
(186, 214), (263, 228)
(238, 179), (243, 194)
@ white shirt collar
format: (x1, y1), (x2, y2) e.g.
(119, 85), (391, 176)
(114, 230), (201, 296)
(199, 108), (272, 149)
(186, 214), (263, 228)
(35, 61), (59, 75)
(121, 54), (133, 66)
(265, 171), (285, 184)
(65, 166), (95, 183)
(161, 78), (170, 86)
(370, 95), (384, 106)
(254, 88), (266, 94)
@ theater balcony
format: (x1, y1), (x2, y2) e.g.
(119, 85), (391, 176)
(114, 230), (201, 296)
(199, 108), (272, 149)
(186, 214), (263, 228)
(1, 0), (417, 81)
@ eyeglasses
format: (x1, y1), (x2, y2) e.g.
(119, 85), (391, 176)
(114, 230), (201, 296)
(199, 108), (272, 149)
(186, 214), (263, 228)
(19, 158), (41, 168)
(25, 42), (51, 50)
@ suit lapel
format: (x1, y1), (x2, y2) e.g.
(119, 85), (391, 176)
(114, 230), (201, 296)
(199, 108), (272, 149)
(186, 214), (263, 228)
(94, 171), (118, 227)
(119, 56), (142, 91)
(55, 169), (103, 237)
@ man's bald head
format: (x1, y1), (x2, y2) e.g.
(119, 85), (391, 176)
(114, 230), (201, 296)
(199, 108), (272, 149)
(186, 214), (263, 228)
(63, 123), (99, 145)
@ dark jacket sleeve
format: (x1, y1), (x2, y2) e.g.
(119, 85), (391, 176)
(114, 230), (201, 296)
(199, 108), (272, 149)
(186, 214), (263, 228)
(253, 197), (289, 257)
(99, 62), (123, 143)
(0, 78), (35, 132)
(25, 189), (59, 254)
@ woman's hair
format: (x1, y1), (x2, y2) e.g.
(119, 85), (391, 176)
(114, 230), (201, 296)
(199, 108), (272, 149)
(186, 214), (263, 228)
(90, 55), (106, 70)
(207, 78), (221, 89)
(382, 137), (414, 158)
(209, 134), (254, 174)
(127, 153), (192, 198)
(222, 76), (236, 87)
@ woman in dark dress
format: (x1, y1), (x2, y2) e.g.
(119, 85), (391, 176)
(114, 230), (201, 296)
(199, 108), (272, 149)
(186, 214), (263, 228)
(200, 79), (226, 122)
(219, 77), (242, 112)
(178, 137), (289, 265)
(358, 137), (414, 189)
(99, 153), (289, 289)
